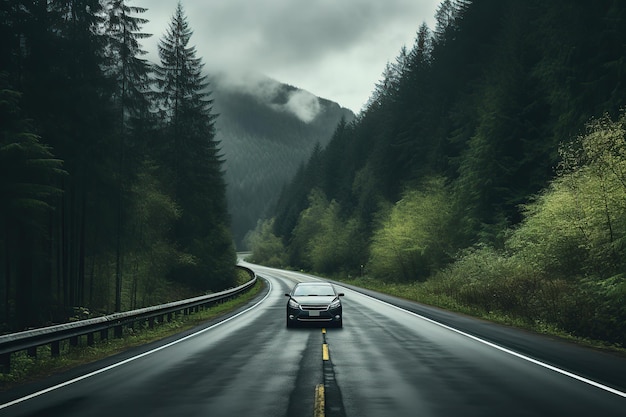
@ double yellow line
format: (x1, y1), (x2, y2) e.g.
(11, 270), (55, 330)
(315, 328), (329, 417)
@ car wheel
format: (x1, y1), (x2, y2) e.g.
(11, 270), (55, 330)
(286, 317), (295, 328)
(335, 319), (343, 328)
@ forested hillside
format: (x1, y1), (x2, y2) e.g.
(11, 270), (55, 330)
(0, 2), (236, 331)
(249, 0), (626, 346)
(210, 72), (354, 248)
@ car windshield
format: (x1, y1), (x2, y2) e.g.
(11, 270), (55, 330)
(293, 285), (335, 296)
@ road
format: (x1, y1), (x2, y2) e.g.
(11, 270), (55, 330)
(1, 262), (625, 416)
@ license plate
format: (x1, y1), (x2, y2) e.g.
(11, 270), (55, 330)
(309, 311), (320, 317)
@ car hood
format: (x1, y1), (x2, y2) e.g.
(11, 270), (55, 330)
(291, 295), (338, 305)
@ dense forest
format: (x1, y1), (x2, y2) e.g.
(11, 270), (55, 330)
(0, 1), (236, 332)
(248, 0), (626, 346)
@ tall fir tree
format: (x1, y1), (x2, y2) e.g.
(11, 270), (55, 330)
(0, 78), (66, 329)
(104, 0), (154, 311)
(105, 0), (152, 124)
(4, 0), (118, 324)
(154, 2), (235, 290)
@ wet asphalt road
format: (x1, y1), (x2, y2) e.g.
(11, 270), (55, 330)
(1, 262), (625, 416)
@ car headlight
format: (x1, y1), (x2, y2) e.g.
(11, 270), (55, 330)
(288, 299), (300, 309)
(329, 298), (341, 309)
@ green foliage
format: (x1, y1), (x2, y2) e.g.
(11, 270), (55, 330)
(245, 219), (288, 268)
(0, 86), (65, 221)
(428, 245), (569, 325)
(369, 177), (454, 281)
(430, 113), (626, 345)
(289, 188), (329, 270)
(308, 199), (361, 274)
(118, 160), (182, 310)
(511, 113), (626, 280)
(286, 189), (366, 275)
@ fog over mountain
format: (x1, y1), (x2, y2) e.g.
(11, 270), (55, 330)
(209, 71), (354, 248)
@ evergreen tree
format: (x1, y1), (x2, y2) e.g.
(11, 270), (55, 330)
(105, 0), (152, 124)
(104, 0), (153, 311)
(388, 24), (438, 184)
(12, 0), (118, 317)
(321, 118), (353, 205)
(0, 79), (65, 328)
(54, 0), (116, 311)
(154, 2), (235, 290)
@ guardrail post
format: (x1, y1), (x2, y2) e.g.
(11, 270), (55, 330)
(70, 336), (79, 347)
(114, 324), (123, 338)
(51, 341), (60, 357)
(27, 346), (37, 358)
(87, 332), (95, 346)
(100, 328), (108, 341)
(0, 353), (10, 373)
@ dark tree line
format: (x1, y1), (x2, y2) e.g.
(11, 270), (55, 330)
(253, 0), (626, 345)
(272, 0), (626, 265)
(0, 1), (235, 332)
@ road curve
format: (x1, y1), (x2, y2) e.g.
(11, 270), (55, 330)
(0, 262), (625, 417)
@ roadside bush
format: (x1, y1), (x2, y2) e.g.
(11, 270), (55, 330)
(369, 177), (454, 282)
(429, 244), (581, 329)
(564, 275), (626, 346)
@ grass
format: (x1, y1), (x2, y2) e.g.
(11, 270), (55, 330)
(334, 275), (626, 355)
(0, 275), (264, 391)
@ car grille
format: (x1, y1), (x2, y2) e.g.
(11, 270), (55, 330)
(301, 305), (329, 311)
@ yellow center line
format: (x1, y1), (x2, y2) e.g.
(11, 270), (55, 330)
(317, 328), (328, 416)
(314, 384), (325, 417)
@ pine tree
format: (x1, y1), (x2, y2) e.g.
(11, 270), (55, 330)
(11, 0), (118, 317)
(433, 0), (456, 44)
(104, 0), (153, 311)
(105, 0), (152, 127)
(0, 79), (65, 328)
(154, 2), (235, 290)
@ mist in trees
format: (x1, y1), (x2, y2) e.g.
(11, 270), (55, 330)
(250, 0), (626, 345)
(0, 1), (235, 332)
(210, 75), (354, 249)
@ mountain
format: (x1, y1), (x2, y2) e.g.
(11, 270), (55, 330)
(209, 71), (354, 248)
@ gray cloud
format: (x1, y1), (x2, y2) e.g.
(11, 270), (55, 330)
(137, 0), (439, 112)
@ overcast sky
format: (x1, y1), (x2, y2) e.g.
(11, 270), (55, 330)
(137, 0), (440, 113)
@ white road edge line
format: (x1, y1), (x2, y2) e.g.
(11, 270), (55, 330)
(339, 285), (626, 399)
(0, 280), (273, 410)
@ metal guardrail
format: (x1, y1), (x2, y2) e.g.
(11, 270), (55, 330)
(0, 266), (257, 372)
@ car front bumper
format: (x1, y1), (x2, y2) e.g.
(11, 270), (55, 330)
(286, 306), (342, 324)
